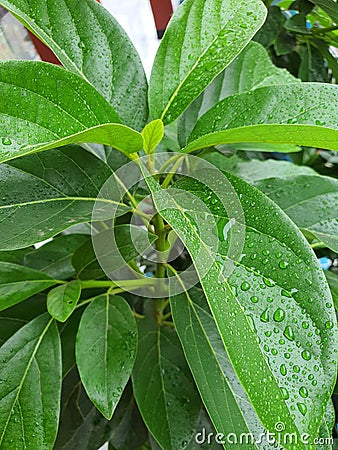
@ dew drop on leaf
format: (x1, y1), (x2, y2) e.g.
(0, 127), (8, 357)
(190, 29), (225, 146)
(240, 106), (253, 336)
(301, 350), (311, 361)
(297, 402), (307, 416)
(284, 326), (295, 341)
(241, 281), (250, 291)
(273, 308), (285, 322)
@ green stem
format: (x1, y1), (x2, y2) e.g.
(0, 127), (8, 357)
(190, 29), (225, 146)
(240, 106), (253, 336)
(80, 278), (155, 289)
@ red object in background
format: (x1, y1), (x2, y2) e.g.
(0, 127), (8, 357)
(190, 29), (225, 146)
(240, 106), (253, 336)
(149, 0), (173, 39)
(28, 0), (101, 64)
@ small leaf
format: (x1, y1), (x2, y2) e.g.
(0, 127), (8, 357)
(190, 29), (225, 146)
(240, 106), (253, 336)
(132, 318), (201, 449)
(76, 294), (138, 419)
(142, 120), (164, 154)
(47, 280), (82, 322)
(0, 314), (61, 449)
(0, 0), (148, 130)
(184, 83), (338, 152)
(0, 262), (57, 311)
(0, 61), (143, 163)
(254, 174), (338, 252)
(149, 0), (267, 124)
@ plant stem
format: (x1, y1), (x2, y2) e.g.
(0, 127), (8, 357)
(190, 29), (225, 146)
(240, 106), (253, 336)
(80, 278), (155, 289)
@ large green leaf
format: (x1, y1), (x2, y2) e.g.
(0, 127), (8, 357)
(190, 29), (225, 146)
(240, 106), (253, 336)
(132, 318), (201, 450)
(0, 146), (130, 251)
(148, 0), (267, 124)
(76, 294), (138, 419)
(184, 83), (338, 152)
(179, 41), (297, 146)
(171, 287), (258, 449)
(144, 169), (338, 447)
(0, 314), (61, 449)
(24, 234), (89, 279)
(0, 262), (57, 311)
(0, 0), (148, 130)
(254, 174), (338, 252)
(0, 61), (143, 163)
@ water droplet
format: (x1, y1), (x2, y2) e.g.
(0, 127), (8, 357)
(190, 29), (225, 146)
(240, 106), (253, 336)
(301, 350), (311, 361)
(297, 402), (307, 416)
(250, 296), (258, 303)
(241, 282), (250, 291)
(280, 364), (287, 376)
(279, 261), (289, 269)
(281, 387), (289, 399)
(284, 326), (295, 341)
(325, 321), (334, 329)
(299, 386), (308, 398)
(293, 365), (300, 373)
(260, 308), (269, 322)
(273, 308), (285, 322)
(1, 137), (11, 145)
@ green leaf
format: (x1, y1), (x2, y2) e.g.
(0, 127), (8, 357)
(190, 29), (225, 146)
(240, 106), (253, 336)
(24, 234), (89, 279)
(298, 44), (329, 82)
(0, 146), (130, 251)
(58, 309), (83, 378)
(47, 280), (82, 322)
(0, 61), (143, 163)
(76, 294), (138, 419)
(254, 5), (286, 48)
(254, 174), (338, 252)
(0, 247), (33, 264)
(144, 168), (337, 446)
(284, 13), (311, 34)
(179, 41), (297, 146)
(309, 0), (338, 23)
(0, 0), (148, 130)
(0, 262), (57, 311)
(148, 0), (267, 124)
(0, 314), (61, 449)
(171, 287), (257, 448)
(184, 83), (338, 153)
(142, 120), (164, 154)
(132, 317), (201, 450)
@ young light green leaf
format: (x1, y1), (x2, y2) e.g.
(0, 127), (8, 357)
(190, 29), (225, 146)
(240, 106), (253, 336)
(149, 0), (267, 124)
(179, 41), (298, 145)
(132, 318), (201, 449)
(0, 262), (57, 311)
(170, 288), (258, 449)
(0, 61), (143, 163)
(144, 168), (338, 447)
(0, 146), (130, 251)
(76, 294), (138, 420)
(0, 0), (148, 130)
(0, 314), (61, 449)
(24, 234), (89, 279)
(142, 120), (164, 154)
(184, 83), (338, 152)
(254, 175), (338, 252)
(47, 280), (82, 322)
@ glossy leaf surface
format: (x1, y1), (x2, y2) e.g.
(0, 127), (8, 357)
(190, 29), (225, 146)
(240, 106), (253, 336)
(76, 294), (138, 419)
(0, 0), (148, 130)
(0, 314), (61, 449)
(145, 169), (337, 447)
(0, 61), (143, 163)
(185, 83), (338, 152)
(149, 0), (267, 124)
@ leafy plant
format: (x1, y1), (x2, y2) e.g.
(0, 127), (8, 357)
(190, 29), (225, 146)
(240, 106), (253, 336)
(0, 0), (337, 449)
